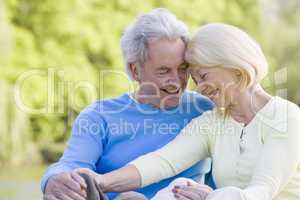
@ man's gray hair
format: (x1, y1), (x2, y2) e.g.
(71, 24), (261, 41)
(121, 8), (189, 79)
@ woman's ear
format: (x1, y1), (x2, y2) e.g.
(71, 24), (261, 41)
(129, 63), (140, 82)
(233, 69), (242, 85)
(235, 70), (242, 79)
(235, 69), (249, 91)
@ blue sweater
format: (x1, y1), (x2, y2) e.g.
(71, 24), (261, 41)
(41, 91), (214, 199)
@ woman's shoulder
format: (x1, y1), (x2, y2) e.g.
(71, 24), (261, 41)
(274, 96), (300, 120)
(191, 108), (223, 124)
(262, 96), (300, 136)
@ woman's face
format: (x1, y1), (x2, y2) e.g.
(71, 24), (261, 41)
(189, 66), (241, 108)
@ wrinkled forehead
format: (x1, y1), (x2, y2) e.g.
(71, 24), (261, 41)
(147, 38), (185, 58)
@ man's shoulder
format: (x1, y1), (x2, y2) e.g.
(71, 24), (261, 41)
(79, 93), (130, 117)
(89, 93), (130, 109)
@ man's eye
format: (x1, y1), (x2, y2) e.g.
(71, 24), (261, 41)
(179, 64), (188, 71)
(179, 67), (188, 72)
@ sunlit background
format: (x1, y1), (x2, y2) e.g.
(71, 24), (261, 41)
(0, 0), (299, 199)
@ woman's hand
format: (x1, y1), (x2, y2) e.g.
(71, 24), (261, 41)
(172, 181), (213, 200)
(74, 165), (142, 193)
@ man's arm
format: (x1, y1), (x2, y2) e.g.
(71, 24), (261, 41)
(42, 103), (106, 199)
(77, 114), (211, 193)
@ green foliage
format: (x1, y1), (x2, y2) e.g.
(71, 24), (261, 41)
(261, 0), (300, 105)
(1, 0), (264, 164)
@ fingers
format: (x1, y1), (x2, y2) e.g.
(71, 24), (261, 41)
(186, 182), (213, 192)
(173, 188), (199, 200)
(63, 173), (82, 191)
(59, 183), (86, 200)
(73, 167), (104, 189)
(58, 173), (87, 198)
(174, 193), (190, 200)
(71, 171), (87, 189)
(44, 193), (75, 200)
(173, 184), (212, 200)
(180, 185), (212, 196)
(55, 193), (74, 200)
(44, 195), (60, 200)
(45, 172), (87, 200)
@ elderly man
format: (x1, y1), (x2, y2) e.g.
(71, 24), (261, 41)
(42, 8), (213, 200)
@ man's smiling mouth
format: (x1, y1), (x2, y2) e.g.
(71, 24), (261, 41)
(160, 88), (180, 95)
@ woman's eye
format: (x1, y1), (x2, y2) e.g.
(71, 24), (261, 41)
(192, 77), (198, 84)
(200, 73), (208, 80)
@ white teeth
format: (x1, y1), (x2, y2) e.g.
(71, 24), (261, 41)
(167, 90), (179, 94)
(163, 88), (179, 94)
(165, 87), (178, 91)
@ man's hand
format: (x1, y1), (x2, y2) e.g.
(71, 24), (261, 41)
(43, 171), (87, 200)
(172, 181), (213, 200)
(74, 168), (106, 191)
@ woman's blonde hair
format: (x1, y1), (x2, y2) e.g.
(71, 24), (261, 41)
(185, 23), (268, 89)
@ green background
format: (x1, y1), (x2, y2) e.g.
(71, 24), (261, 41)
(0, 0), (299, 199)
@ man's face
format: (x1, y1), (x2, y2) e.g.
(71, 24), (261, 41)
(135, 38), (189, 108)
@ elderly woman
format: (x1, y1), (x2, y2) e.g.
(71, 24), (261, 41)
(78, 23), (300, 200)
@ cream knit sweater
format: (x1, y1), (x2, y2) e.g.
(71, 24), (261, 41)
(131, 96), (300, 200)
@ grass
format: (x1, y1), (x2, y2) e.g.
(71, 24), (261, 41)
(0, 164), (46, 181)
(0, 164), (47, 200)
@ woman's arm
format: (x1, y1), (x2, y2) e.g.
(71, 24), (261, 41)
(86, 114), (212, 192)
(131, 115), (211, 187)
(75, 165), (142, 192)
(97, 165), (142, 192)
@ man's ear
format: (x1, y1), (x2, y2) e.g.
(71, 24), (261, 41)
(129, 63), (140, 82)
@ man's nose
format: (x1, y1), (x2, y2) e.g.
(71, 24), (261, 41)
(168, 71), (181, 86)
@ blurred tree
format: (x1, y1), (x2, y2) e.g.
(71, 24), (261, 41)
(262, 0), (300, 106)
(1, 0), (261, 164)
